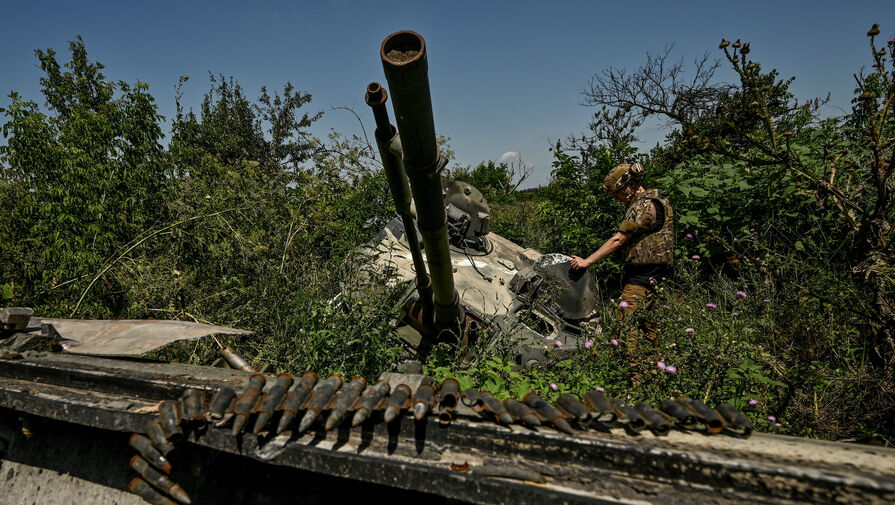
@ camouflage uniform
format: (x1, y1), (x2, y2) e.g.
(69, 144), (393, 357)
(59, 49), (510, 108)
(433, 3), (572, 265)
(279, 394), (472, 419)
(616, 189), (674, 344)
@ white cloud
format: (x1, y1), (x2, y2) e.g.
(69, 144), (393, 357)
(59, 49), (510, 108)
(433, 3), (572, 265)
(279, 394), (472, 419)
(499, 151), (520, 164)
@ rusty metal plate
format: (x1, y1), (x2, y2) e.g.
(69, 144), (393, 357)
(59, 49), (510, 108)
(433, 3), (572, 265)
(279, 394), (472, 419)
(35, 319), (251, 357)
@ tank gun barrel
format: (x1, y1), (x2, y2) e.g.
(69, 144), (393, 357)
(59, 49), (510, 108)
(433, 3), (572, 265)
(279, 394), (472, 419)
(364, 82), (434, 326)
(379, 30), (461, 333)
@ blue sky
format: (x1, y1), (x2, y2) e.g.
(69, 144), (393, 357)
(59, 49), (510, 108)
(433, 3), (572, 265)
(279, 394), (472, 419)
(1, 1), (893, 186)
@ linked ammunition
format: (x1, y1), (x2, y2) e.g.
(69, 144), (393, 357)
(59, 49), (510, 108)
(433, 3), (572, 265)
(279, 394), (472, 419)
(384, 384), (412, 423)
(180, 389), (206, 422)
(660, 398), (697, 426)
(716, 402), (753, 437)
(129, 455), (192, 504)
(128, 477), (177, 505)
(610, 400), (647, 432)
(208, 387), (236, 421)
(128, 434), (172, 474)
(634, 402), (671, 436)
(477, 392), (513, 425)
(503, 398), (541, 427)
(351, 380), (390, 427)
(438, 378), (460, 409)
(556, 394), (591, 422)
(524, 394), (575, 435)
(461, 388), (482, 408)
(677, 396), (723, 434)
(412, 383), (435, 421)
(145, 419), (175, 456)
(437, 378), (461, 425)
(231, 374), (266, 437)
(325, 376), (367, 431)
(583, 390), (616, 422)
(298, 374), (343, 433)
(158, 401), (183, 441)
(276, 371), (318, 434)
(253, 373), (294, 435)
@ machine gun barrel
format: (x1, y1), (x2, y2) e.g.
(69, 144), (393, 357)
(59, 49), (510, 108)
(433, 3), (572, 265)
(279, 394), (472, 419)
(380, 30), (461, 333)
(364, 81), (434, 325)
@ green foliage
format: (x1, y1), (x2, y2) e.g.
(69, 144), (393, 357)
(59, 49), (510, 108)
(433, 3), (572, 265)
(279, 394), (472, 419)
(0, 36), (168, 317)
(2, 32), (894, 441)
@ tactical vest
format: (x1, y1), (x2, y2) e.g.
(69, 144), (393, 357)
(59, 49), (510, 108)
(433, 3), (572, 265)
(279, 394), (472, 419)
(619, 189), (674, 265)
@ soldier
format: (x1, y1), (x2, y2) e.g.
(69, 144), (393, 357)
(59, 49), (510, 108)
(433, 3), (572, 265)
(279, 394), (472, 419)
(570, 162), (674, 345)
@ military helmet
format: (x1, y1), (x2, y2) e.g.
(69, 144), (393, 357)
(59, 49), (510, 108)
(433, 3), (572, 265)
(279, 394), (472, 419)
(603, 163), (645, 195)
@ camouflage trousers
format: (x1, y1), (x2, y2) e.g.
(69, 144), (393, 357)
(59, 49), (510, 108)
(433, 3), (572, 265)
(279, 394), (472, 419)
(617, 283), (659, 353)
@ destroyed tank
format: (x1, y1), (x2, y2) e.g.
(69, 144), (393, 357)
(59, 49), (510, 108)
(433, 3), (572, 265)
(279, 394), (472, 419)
(358, 31), (599, 369)
(1, 30), (894, 505)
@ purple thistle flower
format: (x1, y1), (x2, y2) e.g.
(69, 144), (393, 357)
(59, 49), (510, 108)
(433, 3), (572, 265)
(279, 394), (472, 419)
(736, 291), (747, 298)
(872, 63), (879, 68)
(584, 340), (594, 350)
(677, 317), (684, 322)
(657, 361), (667, 370)
(662, 305), (670, 309)
(618, 301), (630, 309)
(595, 387), (605, 392)
(554, 340), (563, 348)
(767, 415), (776, 423)
(748, 399), (759, 406)
(685, 328), (695, 334)
(670, 342), (677, 347)
(549, 382), (558, 391)
(665, 365), (677, 373)
(732, 312), (740, 317)
(661, 277), (666, 281)
(774, 422), (782, 427)
(686, 233), (693, 238)
(889, 39), (894, 44)
(610, 338), (619, 347)
(763, 298), (772, 303)
(706, 303), (717, 309)
(692, 255), (701, 260)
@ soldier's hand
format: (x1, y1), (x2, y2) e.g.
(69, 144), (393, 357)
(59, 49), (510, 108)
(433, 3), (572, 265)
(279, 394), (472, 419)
(570, 255), (589, 270)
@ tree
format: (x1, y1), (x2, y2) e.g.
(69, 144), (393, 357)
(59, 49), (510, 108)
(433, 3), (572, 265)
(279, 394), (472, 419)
(581, 27), (895, 365)
(0, 36), (168, 315)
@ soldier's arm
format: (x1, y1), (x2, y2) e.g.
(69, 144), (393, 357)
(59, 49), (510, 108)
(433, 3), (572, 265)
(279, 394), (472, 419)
(570, 200), (659, 270)
(570, 231), (630, 270)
